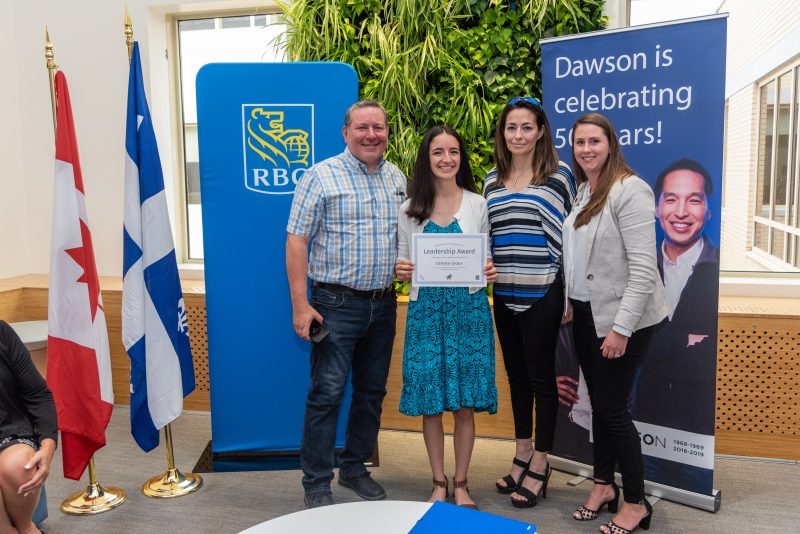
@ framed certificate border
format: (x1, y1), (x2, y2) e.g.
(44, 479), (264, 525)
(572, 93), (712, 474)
(411, 233), (487, 287)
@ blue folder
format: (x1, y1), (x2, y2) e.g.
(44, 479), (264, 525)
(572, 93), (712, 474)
(409, 501), (536, 533)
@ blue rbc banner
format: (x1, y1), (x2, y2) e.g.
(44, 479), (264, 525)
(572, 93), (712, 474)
(542, 16), (726, 503)
(196, 63), (357, 454)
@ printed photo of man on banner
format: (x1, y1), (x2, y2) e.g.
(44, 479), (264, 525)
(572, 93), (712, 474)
(541, 14), (727, 505)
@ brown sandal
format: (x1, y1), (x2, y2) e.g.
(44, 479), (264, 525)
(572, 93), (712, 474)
(453, 478), (478, 510)
(429, 476), (448, 502)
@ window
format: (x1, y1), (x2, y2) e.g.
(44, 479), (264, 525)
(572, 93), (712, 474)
(752, 63), (800, 269)
(175, 13), (287, 260)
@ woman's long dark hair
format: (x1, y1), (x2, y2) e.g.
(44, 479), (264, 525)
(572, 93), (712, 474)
(571, 113), (635, 229)
(493, 100), (558, 186)
(406, 126), (476, 223)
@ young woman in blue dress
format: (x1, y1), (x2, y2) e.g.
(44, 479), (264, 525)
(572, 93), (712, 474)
(484, 97), (576, 508)
(395, 126), (498, 509)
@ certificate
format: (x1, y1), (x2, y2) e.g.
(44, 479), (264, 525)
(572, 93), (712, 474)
(412, 233), (488, 287)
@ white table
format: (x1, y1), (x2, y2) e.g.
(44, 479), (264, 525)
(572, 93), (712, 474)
(240, 500), (432, 534)
(10, 320), (48, 377)
(9, 320), (48, 350)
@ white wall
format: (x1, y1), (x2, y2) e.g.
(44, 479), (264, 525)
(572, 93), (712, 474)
(0, 0), (31, 277)
(0, 0), (275, 278)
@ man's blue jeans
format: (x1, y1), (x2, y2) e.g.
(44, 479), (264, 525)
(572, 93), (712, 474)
(301, 286), (396, 494)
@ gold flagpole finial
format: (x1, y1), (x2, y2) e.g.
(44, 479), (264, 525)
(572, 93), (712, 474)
(125, 7), (134, 64)
(45, 26), (58, 135)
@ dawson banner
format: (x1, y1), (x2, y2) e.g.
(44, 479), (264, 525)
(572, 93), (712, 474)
(196, 63), (357, 454)
(542, 15), (726, 501)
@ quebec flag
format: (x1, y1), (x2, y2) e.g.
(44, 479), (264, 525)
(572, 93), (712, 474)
(123, 42), (195, 452)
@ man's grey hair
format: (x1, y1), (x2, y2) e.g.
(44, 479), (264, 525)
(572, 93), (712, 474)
(344, 99), (389, 128)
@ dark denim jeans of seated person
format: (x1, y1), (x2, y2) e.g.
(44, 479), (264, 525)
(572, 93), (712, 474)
(301, 285), (396, 494)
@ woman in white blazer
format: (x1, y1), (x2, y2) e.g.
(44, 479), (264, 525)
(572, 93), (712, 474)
(395, 126), (497, 509)
(563, 113), (669, 534)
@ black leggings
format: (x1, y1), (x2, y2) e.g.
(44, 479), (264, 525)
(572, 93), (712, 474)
(570, 299), (656, 504)
(493, 279), (564, 451)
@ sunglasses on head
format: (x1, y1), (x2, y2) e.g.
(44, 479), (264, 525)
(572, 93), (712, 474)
(507, 96), (542, 108)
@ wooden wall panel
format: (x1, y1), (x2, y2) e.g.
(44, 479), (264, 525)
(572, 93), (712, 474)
(715, 315), (800, 457)
(0, 288), (25, 322)
(102, 290), (211, 410)
(1, 277), (211, 412)
(3, 277), (798, 460)
(184, 293), (211, 410)
(22, 287), (48, 320)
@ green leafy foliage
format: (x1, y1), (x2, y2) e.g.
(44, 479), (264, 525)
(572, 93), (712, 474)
(278, 0), (605, 186)
(278, 1), (604, 292)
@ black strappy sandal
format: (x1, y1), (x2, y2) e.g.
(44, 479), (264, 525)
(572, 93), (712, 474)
(495, 455), (532, 494)
(510, 463), (551, 508)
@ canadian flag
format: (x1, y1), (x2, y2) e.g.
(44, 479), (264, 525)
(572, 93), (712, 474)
(46, 71), (114, 480)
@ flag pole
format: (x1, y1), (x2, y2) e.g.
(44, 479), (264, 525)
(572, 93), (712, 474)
(141, 423), (203, 497)
(60, 458), (127, 515)
(123, 11), (202, 498)
(45, 27), (127, 517)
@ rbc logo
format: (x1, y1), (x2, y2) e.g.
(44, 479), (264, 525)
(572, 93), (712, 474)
(242, 104), (314, 194)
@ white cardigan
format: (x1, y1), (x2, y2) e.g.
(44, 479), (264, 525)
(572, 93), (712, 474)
(397, 190), (491, 301)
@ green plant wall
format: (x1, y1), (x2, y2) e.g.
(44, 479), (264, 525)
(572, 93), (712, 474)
(278, 0), (606, 186)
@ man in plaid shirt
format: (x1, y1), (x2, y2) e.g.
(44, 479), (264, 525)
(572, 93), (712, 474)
(286, 100), (407, 508)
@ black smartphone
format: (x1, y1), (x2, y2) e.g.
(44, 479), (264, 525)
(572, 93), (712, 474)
(309, 319), (330, 343)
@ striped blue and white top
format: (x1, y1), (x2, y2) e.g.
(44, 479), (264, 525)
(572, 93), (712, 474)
(287, 148), (407, 290)
(484, 162), (577, 312)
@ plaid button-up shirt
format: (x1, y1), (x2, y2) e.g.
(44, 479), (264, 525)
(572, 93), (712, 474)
(287, 148), (407, 290)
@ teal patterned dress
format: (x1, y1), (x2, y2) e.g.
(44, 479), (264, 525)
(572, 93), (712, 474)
(399, 220), (498, 416)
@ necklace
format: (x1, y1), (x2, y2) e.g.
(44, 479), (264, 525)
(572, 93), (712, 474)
(510, 172), (531, 190)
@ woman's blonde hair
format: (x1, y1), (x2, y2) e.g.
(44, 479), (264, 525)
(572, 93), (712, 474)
(571, 113), (635, 228)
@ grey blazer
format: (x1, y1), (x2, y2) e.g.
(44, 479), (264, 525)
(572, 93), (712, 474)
(565, 175), (669, 337)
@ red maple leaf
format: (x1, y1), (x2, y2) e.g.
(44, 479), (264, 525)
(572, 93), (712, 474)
(65, 219), (103, 321)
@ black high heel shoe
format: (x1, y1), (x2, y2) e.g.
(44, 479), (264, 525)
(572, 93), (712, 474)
(600, 498), (653, 534)
(510, 463), (551, 508)
(495, 455), (533, 494)
(573, 479), (620, 521)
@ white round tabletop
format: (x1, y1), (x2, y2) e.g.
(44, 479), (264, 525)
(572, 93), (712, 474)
(239, 500), (433, 534)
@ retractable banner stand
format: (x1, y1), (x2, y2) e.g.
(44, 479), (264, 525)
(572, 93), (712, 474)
(196, 63), (357, 456)
(542, 15), (726, 510)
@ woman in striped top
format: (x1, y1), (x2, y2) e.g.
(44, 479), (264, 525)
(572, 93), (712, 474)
(484, 96), (576, 508)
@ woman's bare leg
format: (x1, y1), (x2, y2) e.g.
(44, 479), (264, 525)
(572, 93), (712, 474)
(0, 445), (41, 534)
(422, 413), (447, 502)
(452, 408), (476, 507)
